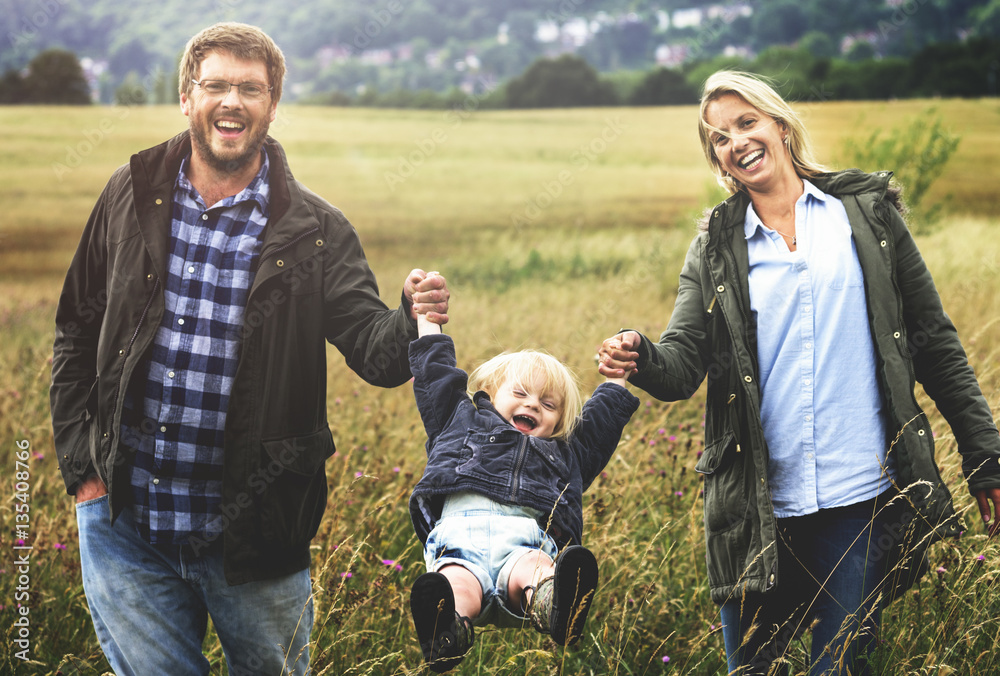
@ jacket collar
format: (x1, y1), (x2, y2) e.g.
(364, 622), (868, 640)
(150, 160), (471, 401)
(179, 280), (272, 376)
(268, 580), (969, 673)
(128, 130), (309, 279)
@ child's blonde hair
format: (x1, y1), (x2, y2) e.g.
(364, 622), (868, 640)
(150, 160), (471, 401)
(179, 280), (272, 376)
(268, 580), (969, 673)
(468, 350), (583, 440)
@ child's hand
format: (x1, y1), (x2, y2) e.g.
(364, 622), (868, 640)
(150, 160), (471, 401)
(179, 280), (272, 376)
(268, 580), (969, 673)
(405, 269), (450, 336)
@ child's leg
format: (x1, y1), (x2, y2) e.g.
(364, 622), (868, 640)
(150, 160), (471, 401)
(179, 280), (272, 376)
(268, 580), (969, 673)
(505, 550), (555, 613)
(438, 564), (484, 619)
(510, 546), (599, 646)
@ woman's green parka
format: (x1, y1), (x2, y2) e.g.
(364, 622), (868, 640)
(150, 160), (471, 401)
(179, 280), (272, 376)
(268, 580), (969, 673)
(629, 169), (1000, 604)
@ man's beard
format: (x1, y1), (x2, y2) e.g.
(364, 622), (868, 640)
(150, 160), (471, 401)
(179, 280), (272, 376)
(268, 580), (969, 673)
(190, 116), (270, 174)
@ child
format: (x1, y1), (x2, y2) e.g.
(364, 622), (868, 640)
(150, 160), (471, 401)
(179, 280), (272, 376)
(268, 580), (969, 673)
(407, 279), (639, 673)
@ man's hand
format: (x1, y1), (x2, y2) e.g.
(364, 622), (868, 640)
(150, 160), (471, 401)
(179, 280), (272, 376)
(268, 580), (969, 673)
(405, 269), (450, 326)
(75, 475), (107, 504)
(976, 487), (1000, 538)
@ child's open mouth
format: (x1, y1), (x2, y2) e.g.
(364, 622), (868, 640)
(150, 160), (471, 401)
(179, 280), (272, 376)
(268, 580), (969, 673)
(512, 415), (537, 432)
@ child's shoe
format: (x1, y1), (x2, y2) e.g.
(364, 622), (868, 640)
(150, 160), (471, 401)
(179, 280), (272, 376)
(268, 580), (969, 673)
(410, 571), (474, 673)
(527, 545), (599, 646)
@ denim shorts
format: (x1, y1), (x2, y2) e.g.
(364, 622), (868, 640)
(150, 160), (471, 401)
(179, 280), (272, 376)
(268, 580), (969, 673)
(423, 492), (560, 628)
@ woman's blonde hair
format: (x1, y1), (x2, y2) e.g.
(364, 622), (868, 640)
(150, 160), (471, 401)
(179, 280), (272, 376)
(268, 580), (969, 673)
(179, 22), (286, 102)
(468, 350), (583, 440)
(698, 70), (829, 195)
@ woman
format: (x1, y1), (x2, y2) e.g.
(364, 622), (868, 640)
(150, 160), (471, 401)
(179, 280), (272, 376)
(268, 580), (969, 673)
(598, 71), (1000, 674)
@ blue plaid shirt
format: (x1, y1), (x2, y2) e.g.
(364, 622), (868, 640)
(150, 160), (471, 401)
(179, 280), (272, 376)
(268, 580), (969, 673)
(125, 153), (270, 545)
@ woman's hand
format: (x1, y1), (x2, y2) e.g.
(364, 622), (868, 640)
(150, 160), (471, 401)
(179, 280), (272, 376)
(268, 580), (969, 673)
(598, 331), (641, 379)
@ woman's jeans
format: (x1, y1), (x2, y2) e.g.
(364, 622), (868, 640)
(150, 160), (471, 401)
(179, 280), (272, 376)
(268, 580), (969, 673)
(720, 494), (893, 675)
(76, 495), (313, 675)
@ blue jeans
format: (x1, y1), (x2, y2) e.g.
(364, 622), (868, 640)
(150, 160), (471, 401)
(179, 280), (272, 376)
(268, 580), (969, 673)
(76, 496), (312, 675)
(720, 493), (892, 675)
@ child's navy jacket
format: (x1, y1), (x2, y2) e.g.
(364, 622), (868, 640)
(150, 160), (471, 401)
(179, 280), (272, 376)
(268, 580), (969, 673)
(408, 333), (640, 549)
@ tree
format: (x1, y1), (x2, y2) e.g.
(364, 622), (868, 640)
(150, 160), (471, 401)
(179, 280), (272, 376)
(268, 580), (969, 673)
(506, 55), (618, 108)
(629, 67), (698, 105)
(23, 49), (90, 104)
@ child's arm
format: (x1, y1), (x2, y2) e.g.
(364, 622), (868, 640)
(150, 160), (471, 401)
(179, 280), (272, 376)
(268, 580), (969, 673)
(571, 384), (640, 490)
(409, 271), (469, 444)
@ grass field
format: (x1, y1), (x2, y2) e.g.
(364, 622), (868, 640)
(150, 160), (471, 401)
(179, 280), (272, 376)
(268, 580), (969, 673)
(1, 100), (999, 675)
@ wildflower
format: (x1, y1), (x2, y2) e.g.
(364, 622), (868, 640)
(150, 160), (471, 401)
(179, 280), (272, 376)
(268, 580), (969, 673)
(662, 655), (670, 664)
(355, 471), (363, 478)
(334, 397), (342, 405)
(382, 559), (403, 571)
(340, 572), (352, 579)
(976, 554), (986, 563)
(669, 435), (677, 442)
(393, 466), (401, 473)
(658, 428), (666, 435)
(936, 566), (946, 575)
(54, 543), (67, 551)
(16, 539), (25, 547)
(649, 439), (657, 446)
(675, 491), (683, 497)
(33, 452), (44, 460)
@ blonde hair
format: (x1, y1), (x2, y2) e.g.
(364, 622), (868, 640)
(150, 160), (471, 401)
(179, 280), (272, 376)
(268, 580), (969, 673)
(179, 22), (286, 102)
(698, 70), (829, 195)
(468, 350), (583, 440)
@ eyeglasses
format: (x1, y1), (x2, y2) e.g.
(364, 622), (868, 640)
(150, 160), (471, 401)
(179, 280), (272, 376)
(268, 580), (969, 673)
(192, 79), (272, 101)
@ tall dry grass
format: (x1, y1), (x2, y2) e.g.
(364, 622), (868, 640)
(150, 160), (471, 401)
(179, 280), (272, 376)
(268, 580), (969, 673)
(0, 102), (998, 675)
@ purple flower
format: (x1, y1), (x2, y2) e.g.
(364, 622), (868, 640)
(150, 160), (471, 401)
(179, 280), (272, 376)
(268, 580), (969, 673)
(936, 566), (946, 575)
(977, 554), (986, 562)
(662, 655), (670, 664)
(393, 466), (401, 473)
(340, 572), (352, 579)
(674, 491), (684, 497)
(658, 428), (666, 435)
(669, 435), (677, 442)
(54, 543), (67, 551)
(355, 471), (363, 478)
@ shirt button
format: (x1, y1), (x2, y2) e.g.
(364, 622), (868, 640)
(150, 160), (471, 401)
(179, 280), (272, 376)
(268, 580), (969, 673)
(160, 426), (167, 433)
(188, 265), (195, 273)
(168, 371), (175, 379)
(805, 415), (813, 422)
(804, 306), (812, 313)
(893, 331), (901, 339)
(202, 214), (209, 221)
(804, 342), (813, 350)
(803, 378), (811, 386)
(744, 375), (753, 383)
(152, 478), (160, 485)
(177, 318), (185, 325)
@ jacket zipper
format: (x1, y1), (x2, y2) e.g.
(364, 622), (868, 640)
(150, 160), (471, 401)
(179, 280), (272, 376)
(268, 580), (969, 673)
(509, 434), (529, 503)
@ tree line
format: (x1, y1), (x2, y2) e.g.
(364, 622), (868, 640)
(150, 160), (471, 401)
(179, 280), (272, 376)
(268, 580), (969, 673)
(3, 36), (998, 108)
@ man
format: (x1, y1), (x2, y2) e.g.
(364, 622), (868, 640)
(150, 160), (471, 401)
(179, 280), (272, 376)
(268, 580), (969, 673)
(50, 22), (449, 675)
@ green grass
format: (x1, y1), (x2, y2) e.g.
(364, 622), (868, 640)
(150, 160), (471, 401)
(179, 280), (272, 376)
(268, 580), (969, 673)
(0, 101), (998, 675)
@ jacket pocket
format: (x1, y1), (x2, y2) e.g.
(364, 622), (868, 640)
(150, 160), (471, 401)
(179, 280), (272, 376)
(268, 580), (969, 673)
(696, 431), (749, 534)
(456, 429), (520, 479)
(258, 427), (335, 548)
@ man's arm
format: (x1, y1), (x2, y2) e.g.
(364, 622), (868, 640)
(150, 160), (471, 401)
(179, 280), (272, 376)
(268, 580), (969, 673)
(51, 179), (114, 496)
